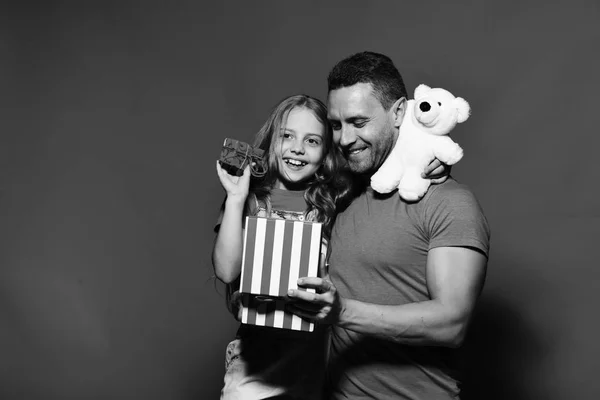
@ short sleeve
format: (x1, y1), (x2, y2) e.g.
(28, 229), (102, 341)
(213, 195), (259, 233)
(422, 181), (491, 257)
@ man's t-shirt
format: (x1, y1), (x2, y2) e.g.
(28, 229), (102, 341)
(327, 178), (490, 400)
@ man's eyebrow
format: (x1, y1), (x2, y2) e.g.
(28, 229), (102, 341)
(329, 116), (369, 124)
(346, 116), (369, 122)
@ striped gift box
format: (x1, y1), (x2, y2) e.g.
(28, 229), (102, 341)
(240, 216), (322, 332)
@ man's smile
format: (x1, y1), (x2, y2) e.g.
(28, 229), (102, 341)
(346, 146), (368, 157)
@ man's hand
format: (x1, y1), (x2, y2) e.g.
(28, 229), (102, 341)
(285, 276), (345, 325)
(422, 158), (451, 184)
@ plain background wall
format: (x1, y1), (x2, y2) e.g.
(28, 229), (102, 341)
(1, 1), (599, 399)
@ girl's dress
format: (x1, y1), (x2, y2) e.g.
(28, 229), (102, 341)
(218, 188), (328, 400)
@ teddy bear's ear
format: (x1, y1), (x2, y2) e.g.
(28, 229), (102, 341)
(454, 97), (471, 123)
(414, 84), (431, 99)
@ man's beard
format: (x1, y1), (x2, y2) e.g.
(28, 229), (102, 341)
(345, 140), (392, 177)
(345, 152), (374, 176)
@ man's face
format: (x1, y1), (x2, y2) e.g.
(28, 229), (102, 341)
(327, 83), (399, 176)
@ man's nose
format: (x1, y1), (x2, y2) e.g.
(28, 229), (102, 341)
(338, 126), (357, 148)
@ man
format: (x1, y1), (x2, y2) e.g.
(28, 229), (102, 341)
(288, 51), (490, 399)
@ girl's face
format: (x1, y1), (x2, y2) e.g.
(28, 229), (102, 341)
(274, 107), (326, 190)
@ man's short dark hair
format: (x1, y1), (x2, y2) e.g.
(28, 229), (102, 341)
(327, 51), (408, 110)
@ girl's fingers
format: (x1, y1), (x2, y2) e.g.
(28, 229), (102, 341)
(216, 161), (227, 178)
(241, 164), (251, 178)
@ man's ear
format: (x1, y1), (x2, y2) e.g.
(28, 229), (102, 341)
(392, 97), (407, 128)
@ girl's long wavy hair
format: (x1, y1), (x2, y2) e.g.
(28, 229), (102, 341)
(223, 95), (356, 314)
(247, 94), (353, 238)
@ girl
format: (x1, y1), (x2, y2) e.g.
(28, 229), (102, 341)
(213, 94), (351, 400)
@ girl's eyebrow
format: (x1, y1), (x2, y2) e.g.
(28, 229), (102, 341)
(283, 128), (323, 137)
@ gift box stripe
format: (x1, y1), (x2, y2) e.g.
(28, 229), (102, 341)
(287, 221), (304, 294)
(277, 221), (295, 296)
(240, 217), (256, 294)
(298, 225), (313, 287)
(250, 220), (267, 294)
(259, 219), (277, 295)
(241, 301), (248, 323)
(301, 314), (311, 332)
(265, 298), (276, 327)
(268, 220), (285, 296)
(255, 302), (267, 326)
(273, 307), (284, 328)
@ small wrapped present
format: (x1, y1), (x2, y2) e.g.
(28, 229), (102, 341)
(219, 138), (266, 177)
(240, 216), (323, 332)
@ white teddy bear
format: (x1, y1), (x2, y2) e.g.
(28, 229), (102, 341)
(370, 84), (471, 201)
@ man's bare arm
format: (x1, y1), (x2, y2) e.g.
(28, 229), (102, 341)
(287, 246), (487, 347)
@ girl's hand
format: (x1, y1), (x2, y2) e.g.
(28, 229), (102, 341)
(216, 161), (252, 202)
(229, 289), (243, 322)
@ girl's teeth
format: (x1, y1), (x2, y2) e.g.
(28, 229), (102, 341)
(286, 159), (305, 166)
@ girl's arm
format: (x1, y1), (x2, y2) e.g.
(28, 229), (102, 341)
(212, 162), (252, 284)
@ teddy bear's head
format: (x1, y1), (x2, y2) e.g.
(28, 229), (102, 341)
(411, 84), (471, 136)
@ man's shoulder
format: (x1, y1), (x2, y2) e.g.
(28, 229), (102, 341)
(422, 177), (480, 205)
(418, 178), (489, 236)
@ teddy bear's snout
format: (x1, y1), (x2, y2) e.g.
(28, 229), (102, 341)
(416, 100), (440, 126)
(419, 102), (432, 112)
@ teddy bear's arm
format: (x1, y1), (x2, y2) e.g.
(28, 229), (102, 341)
(431, 136), (464, 166)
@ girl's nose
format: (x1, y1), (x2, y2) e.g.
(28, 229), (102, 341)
(290, 139), (305, 154)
